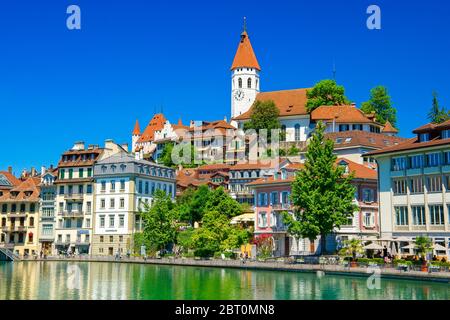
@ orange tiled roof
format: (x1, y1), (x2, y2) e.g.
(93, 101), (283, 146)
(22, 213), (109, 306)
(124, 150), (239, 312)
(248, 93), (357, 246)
(132, 119), (141, 135)
(366, 136), (450, 156)
(381, 120), (398, 133)
(311, 105), (379, 124)
(324, 131), (407, 150)
(0, 176), (40, 202)
(337, 158), (377, 180)
(231, 31), (260, 71)
(197, 164), (231, 171)
(233, 88), (310, 120)
(230, 161), (275, 170)
(0, 171), (21, 188)
(137, 114), (167, 143)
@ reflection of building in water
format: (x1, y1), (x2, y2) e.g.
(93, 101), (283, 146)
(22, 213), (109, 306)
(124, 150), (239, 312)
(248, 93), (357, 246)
(89, 262), (129, 300)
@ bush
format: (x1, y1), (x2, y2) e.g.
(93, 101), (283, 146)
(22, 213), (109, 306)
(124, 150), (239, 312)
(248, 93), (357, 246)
(194, 248), (215, 258)
(371, 258), (385, 265)
(182, 251), (195, 258)
(356, 258), (370, 264)
(394, 259), (412, 266)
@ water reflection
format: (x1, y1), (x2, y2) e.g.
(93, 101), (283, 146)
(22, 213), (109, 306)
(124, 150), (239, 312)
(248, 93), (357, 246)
(0, 261), (448, 300)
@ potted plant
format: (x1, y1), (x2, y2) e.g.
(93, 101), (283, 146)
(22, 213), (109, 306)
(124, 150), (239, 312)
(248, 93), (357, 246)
(339, 239), (364, 267)
(414, 236), (433, 272)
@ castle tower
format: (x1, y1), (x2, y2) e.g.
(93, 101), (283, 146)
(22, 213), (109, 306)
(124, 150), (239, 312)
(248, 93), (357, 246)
(230, 18), (261, 120)
(131, 119), (141, 152)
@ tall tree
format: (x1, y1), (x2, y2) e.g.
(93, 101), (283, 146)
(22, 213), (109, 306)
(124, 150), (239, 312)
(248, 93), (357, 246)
(427, 91), (450, 124)
(140, 190), (178, 252)
(282, 121), (357, 254)
(177, 185), (211, 224)
(243, 100), (281, 141)
(361, 86), (397, 126)
(205, 186), (243, 218)
(306, 79), (350, 112)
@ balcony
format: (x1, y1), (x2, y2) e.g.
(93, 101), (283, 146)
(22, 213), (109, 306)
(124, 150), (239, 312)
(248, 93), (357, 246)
(39, 233), (55, 241)
(271, 203), (292, 211)
(61, 211), (85, 218)
(64, 193), (84, 200)
(2, 225), (27, 232)
(7, 213), (27, 219)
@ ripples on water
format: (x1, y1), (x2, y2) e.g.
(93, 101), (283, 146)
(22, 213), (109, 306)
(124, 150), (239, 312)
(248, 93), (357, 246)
(0, 261), (448, 300)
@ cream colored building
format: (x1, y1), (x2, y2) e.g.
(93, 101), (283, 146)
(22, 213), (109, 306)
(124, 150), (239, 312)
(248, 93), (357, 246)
(368, 121), (450, 259)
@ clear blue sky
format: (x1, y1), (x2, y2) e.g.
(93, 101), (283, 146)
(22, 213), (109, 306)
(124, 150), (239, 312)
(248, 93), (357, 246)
(1, 0), (450, 173)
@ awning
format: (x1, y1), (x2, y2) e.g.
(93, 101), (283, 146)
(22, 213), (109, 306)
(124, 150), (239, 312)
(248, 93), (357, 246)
(363, 243), (384, 250)
(230, 213), (254, 224)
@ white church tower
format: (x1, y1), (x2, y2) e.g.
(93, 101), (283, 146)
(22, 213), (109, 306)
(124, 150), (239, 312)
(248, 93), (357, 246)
(230, 18), (261, 122)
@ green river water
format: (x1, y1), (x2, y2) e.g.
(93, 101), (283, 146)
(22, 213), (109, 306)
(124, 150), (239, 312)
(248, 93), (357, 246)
(0, 261), (448, 300)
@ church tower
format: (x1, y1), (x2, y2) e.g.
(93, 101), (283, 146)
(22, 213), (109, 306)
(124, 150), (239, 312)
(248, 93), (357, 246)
(131, 119), (141, 152)
(230, 18), (261, 120)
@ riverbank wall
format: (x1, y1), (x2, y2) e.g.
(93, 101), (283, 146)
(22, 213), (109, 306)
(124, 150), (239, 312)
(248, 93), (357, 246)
(16, 256), (450, 283)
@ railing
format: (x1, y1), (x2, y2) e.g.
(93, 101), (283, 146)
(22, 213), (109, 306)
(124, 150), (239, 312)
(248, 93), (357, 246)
(272, 203), (292, 210)
(64, 193), (84, 200)
(0, 247), (21, 261)
(7, 213), (27, 218)
(61, 211), (85, 218)
(2, 225), (27, 232)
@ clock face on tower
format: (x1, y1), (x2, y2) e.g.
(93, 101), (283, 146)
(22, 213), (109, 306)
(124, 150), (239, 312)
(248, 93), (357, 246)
(234, 89), (245, 101)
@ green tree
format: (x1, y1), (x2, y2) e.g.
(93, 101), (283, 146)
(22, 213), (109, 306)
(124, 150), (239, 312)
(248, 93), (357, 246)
(177, 185), (211, 224)
(205, 186), (243, 218)
(414, 236), (433, 261)
(140, 190), (178, 252)
(159, 142), (175, 167)
(282, 121), (357, 255)
(361, 86), (397, 126)
(427, 91), (450, 124)
(306, 79), (350, 112)
(338, 238), (364, 261)
(243, 100), (281, 141)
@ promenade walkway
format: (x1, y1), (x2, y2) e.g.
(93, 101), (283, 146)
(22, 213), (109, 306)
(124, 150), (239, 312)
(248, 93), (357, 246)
(20, 255), (450, 283)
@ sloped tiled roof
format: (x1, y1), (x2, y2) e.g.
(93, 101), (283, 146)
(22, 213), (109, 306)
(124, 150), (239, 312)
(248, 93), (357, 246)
(0, 176), (40, 202)
(132, 120), (141, 135)
(366, 136), (450, 156)
(0, 171), (21, 188)
(233, 88), (310, 120)
(230, 31), (260, 71)
(381, 120), (398, 133)
(311, 105), (379, 124)
(137, 113), (167, 143)
(324, 131), (407, 150)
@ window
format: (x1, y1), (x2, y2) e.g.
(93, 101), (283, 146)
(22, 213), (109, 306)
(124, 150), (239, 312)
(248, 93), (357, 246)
(110, 180), (116, 192)
(86, 184), (92, 194)
(60, 169), (65, 179)
(429, 205), (444, 225)
(120, 198), (125, 208)
(258, 193), (268, 206)
(281, 125), (286, 141)
(86, 219), (91, 228)
(30, 203), (35, 213)
(87, 168), (92, 177)
(110, 198), (115, 209)
(120, 180), (125, 190)
(395, 206), (409, 226)
(352, 124), (363, 131)
(409, 155), (424, 169)
(11, 204), (16, 213)
(270, 192), (279, 205)
(109, 215), (115, 227)
(391, 157), (406, 171)
(444, 152), (450, 165)
(363, 212), (374, 227)
(419, 133), (430, 142)
(427, 175), (442, 193)
(86, 202), (91, 214)
(426, 153), (441, 167)
(78, 185), (83, 194)
(29, 217), (34, 227)
(294, 124), (301, 141)
(79, 168), (83, 178)
(392, 179), (407, 195)
(1, 204), (6, 213)
(69, 169), (73, 179)
(339, 124), (350, 131)
(409, 177), (424, 193)
(100, 199), (105, 209)
(138, 181), (143, 194)
(362, 189), (375, 202)
(442, 130), (450, 139)
(412, 206), (426, 225)
(59, 186), (64, 195)
(20, 204), (25, 212)
(109, 235), (114, 243)
(101, 181), (106, 192)
(247, 78), (251, 88)
(258, 211), (267, 228)
(100, 236), (104, 243)
(238, 78), (242, 88)
(119, 215), (125, 227)
(145, 182), (149, 194)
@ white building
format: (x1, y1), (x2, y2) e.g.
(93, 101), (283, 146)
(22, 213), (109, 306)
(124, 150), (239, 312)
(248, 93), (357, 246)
(92, 152), (176, 256)
(368, 121), (450, 259)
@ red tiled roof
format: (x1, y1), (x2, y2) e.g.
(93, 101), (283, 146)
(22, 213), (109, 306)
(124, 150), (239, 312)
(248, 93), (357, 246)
(197, 164), (231, 171)
(0, 171), (21, 187)
(137, 114), (167, 143)
(233, 88), (310, 120)
(230, 31), (260, 71)
(132, 120), (141, 135)
(0, 176), (40, 202)
(324, 131), (407, 150)
(311, 105), (379, 124)
(230, 161), (275, 170)
(366, 136), (450, 156)
(381, 120), (398, 133)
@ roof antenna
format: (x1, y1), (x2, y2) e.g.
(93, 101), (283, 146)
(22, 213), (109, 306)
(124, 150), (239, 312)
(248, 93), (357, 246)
(243, 17), (247, 32)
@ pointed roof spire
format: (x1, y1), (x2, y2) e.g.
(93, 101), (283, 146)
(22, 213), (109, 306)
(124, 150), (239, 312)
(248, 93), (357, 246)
(178, 118), (183, 126)
(382, 120), (398, 133)
(231, 18), (261, 71)
(132, 119), (141, 135)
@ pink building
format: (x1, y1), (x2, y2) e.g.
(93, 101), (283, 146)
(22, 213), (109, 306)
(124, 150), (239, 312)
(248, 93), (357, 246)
(248, 159), (379, 257)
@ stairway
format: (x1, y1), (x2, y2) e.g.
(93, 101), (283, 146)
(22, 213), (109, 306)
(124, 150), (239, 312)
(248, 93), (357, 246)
(0, 247), (21, 261)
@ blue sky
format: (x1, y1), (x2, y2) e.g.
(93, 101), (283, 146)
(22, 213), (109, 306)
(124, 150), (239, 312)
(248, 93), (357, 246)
(1, 0), (450, 173)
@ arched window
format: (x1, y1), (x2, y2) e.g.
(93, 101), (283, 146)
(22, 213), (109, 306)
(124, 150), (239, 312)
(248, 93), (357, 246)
(247, 78), (252, 88)
(295, 124), (301, 141)
(281, 125), (287, 141)
(238, 78), (242, 88)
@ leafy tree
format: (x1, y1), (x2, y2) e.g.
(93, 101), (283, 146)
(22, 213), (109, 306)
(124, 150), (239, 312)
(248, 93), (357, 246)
(243, 100), (281, 141)
(338, 238), (364, 261)
(191, 210), (230, 257)
(427, 91), (450, 124)
(282, 121), (357, 255)
(414, 236), (433, 261)
(162, 142), (198, 168)
(140, 190), (178, 252)
(159, 142), (175, 167)
(361, 86), (397, 126)
(287, 144), (300, 156)
(176, 185), (211, 224)
(205, 186), (242, 218)
(176, 227), (195, 251)
(306, 79), (350, 112)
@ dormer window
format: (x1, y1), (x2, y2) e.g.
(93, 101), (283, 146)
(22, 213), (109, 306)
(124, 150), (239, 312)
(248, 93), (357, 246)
(338, 160), (349, 173)
(442, 130), (450, 139)
(419, 133), (430, 142)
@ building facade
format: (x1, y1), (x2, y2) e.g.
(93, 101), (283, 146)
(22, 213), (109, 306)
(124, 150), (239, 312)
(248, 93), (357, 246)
(38, 167), (57, 255)
(92, 153), (176, 256)
(368, 121), (450, 259)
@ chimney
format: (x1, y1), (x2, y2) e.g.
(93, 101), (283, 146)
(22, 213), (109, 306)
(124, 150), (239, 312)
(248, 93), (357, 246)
(7, 166), (12, 174)
(72, 141), (85, 151)
(190, 120), (195, 128)
(223, 116), (227, 122)
(41, 166), (46, 175)
(31, 167), (36, 176)
(121, 143), (129, 152)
